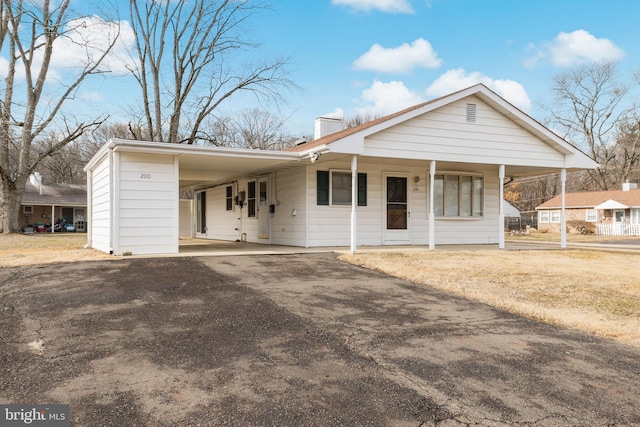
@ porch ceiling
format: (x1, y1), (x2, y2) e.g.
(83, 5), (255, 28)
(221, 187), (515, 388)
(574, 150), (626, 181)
(312, 153), (573, 178)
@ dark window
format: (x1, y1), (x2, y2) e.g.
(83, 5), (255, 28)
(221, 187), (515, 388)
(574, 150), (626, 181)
(317, 171), (329, 205)
(196, 192), (206, 233)
(225, 185), (233, 211)
(247, 181), (256, 217)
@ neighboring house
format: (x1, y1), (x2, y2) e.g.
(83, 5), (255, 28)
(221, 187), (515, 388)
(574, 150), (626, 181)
(536, 183), (640, 236)
(84, 84), (597, 256)
(21, 172), (87, 232)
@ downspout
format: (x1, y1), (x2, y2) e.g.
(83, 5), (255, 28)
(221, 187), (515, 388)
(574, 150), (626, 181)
(305, 165), (309, 248)
(350, 155), (357, 253)
(111, 150), (119, 255)
(429, 161), (436, 250)
(560, 168), (567, 249)
(499, 165), (505, 249)
(173, 156), (180, 253)
(84, 168), (93, 249)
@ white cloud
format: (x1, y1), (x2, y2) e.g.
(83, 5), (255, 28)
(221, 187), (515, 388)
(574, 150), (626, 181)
(0, 16), (137, 81)
(331, 0), (414, 13)
(79, 91), (105, 102)
(353, 38), (442, 73)
(51, 16), (137, 75)
(525, 30), (625, 68)
(425, 69), (532, 112)
(356, 79), (424, 116)
(323, 107), (345, 119)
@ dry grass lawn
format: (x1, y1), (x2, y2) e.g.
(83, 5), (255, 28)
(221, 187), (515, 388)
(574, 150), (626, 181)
(0, 233), (114, 268)
(340, 249), (640, 348)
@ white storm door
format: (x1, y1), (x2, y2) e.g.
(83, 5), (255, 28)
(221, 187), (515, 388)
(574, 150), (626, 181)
(384, 174), (410, 244)
(614, 209), (625, 235)
(258, 177), (270, 239)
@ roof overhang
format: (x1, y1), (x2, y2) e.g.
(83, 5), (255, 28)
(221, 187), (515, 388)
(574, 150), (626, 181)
(594, 199), (630, 210)
(85, 139), (304, 190)
(307, 84), (598, 174)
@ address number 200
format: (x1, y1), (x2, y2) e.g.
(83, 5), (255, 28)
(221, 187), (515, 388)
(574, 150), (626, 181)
(140, 173), (152, 179)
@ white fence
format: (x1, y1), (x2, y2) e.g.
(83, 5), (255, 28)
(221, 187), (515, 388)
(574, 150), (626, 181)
(596, 223), (640, 236)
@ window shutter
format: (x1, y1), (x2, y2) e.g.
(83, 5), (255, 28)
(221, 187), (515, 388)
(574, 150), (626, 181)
(357, 173), (367, 206)
(317, 171), (329, 205)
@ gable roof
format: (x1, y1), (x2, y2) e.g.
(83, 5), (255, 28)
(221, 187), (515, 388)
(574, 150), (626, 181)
(289, 84), (595, 170)
(22, 181), (87, 206)
(537, 188), (640, 209)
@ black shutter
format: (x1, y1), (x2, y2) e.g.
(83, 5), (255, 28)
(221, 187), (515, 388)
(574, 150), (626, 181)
(317, 171), (329, 205)
(357, 173), (367, 206)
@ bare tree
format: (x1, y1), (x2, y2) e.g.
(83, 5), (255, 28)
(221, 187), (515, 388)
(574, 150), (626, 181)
(205, 109), (299, 150)
(128, 0), (295, 144)
(0, 0), (120, 233)
(345, 112), (383, 128)
(613, 113), (640, 185)
(544, 62), (628, 190)
(36, 123), (135, 184)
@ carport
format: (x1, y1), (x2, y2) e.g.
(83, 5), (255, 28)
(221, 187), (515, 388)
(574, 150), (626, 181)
(84, 140), (301, 256)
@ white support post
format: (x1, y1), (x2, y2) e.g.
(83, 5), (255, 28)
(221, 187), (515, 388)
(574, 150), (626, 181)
(350, 155), (358, 254)
(561, 168), (567, 249)
(429, 160), (436, 250)
(499, 165), (505, 249)
(51, 205), (55, 233)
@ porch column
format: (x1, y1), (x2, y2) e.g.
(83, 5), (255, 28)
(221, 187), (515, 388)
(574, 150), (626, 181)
(561, 168), (567, 248)
(499, 165), (505, 249)
(350, 155), (358, 253)
(51, 204), (55, 233)
(429, 160), (436, 250)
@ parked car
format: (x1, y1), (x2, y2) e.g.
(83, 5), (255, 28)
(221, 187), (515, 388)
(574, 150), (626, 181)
(62, 223), (75, 232)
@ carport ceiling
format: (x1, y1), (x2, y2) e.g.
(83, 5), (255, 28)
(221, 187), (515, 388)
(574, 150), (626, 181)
(178, 151), (301, 189)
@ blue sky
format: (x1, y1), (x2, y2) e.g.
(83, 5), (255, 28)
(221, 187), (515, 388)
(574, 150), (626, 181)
(250, 0), (638, 136)
(4, 0), (638, 139)
(251, 0), (640, 135)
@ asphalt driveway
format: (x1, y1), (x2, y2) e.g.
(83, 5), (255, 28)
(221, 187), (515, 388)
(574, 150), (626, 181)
(1, 253), (639, 426)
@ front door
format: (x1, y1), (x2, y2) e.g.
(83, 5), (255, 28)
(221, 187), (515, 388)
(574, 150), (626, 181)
(614, 209), (625, 234)
(258, 177), (270, 240)
(384, 175), (410, 244)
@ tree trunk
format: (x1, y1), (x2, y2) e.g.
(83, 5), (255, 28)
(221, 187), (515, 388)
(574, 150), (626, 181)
(0, 174), (27, 233)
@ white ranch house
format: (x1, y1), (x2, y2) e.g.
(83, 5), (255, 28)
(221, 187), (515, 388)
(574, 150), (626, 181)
(84, 84), (598, 256)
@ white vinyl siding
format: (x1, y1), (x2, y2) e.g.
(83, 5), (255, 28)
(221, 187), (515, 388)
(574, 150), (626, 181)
(307, 160), (500, 247)
(271, 168), (307, 246)
(361, 97), (566, 169)
(89, 155), (111, 253)
(116, 153), (178, 255)
(203, 185), (240, 241)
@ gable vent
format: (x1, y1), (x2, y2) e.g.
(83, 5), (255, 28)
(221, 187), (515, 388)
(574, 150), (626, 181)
(466, 103), (476, 123)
